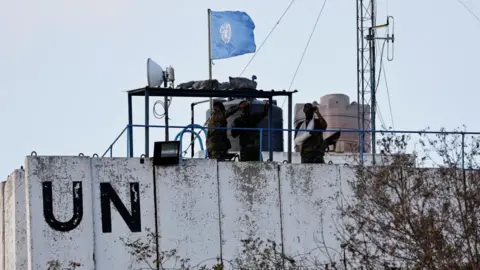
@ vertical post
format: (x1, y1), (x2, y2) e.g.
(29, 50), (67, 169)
(287, 94), (293, 163)
(128, 93), (134, 157)
(268, 97), (273, 161)
(356, 0), (362, 153)
(145, 89), (150, 157)
(208, 8), (213, 111)
(164, 96), (169, 142)
(163, 80), (170, 142)
(462, 132), (465, 170)
(151, 166), (160, 270)
(259, 128), (263, 161)
(360, 0), (366, 136)
(191, 103), (195, 158)
(360, 131), (365, 166)
(461, 132), (467, 220)
(110, 147), (113, 158)
(369, 27), (377, 166)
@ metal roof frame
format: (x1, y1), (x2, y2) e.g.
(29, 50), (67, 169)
(127, 86), (298, 162)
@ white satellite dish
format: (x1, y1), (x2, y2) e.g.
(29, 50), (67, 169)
(147, 58), (165, 87)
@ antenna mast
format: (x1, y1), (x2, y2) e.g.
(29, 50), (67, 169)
(356, 0), (394, 165)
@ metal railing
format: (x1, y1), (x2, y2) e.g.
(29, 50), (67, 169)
(102, 124), (480, 168)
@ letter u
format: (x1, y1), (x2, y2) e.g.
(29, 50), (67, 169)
(42, 181), (83, 232)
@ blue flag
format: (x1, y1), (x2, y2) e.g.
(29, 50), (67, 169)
(209, 10), (256, 60)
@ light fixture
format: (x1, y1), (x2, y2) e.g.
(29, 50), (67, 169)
(153, 141), (181, 166)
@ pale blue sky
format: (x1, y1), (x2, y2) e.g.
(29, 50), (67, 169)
(1, 0), (479, 177)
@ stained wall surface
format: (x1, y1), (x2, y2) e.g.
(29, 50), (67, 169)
(194, 150), (403, 166)
(5, 170), (26, 270)
(0, 156), (362, 269)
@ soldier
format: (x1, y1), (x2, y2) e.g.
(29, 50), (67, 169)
(206, 101), (231, 160)
(294, 103), (328, 164)
(231, 100), (269, 161)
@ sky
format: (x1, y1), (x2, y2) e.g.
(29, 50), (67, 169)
(1, 0), (480, 177)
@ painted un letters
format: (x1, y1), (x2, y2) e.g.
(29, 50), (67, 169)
(42, 181), (141, 233)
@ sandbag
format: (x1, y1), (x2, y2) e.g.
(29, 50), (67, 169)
(218, 82), (232, 90)
(176, 81), (195, 89)
(176, 79), (220, 90)
(194, 79), (220, 89)
(229, 76), (257, 89)
(176, 76), (257, 90)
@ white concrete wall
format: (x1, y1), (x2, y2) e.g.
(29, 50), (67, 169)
(25, 157), (94, 270)
(194, 150), (413, 167)
(280, 164), (355, 262)
(91, 158), (156, 270)
(156, 159), (221, 268)
(0, 156), (370, 269)
(5, 169), (26, 270)
(218, 162), (282, 263)
(0, 182), (4, 270)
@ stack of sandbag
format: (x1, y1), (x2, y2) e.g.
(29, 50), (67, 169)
(228, 76), (257, 89)
(175, 76), (257, 90)
(217, 82), (232, 90)
(176, 79), (220, 89)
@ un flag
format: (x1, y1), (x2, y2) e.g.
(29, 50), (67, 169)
(209, 10), (256, 60)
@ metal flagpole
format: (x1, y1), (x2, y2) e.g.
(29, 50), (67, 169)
(208, 8), (213, 111)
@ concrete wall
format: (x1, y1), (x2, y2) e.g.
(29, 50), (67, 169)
(5, 170), (26, 270)
(0, 156), (360, 269)
(195, 150), (414, 167)
(26, 157), (94, 269)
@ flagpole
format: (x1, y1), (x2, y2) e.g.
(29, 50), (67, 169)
(207, 8), (213, 111)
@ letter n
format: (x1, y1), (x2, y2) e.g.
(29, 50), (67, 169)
(100, 183), (141, 233)
(42, 181), (83, 232)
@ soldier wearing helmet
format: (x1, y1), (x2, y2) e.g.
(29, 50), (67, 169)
(231, 100), (269, 161)
(206, 101), (231, 160)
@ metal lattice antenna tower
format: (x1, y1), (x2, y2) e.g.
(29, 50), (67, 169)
(356, 0), (375, 157)
(356, 0), (394, 165)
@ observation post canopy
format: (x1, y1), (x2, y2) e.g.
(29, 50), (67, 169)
(128, 86), (297, 98)
(126, 86), (298, 162)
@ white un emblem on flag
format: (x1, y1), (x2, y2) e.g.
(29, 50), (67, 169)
(220, 23), (232, 44)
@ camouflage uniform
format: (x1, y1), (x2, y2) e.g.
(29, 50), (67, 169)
(231, 112), (267, 162)
(295, 119), (328, 164)
(206, 112), (231, 160)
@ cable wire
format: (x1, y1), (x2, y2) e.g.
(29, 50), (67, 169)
(281, 0), (328, 109)
(376, 102), (387, 129)
(366, 38), (395, 130)
(153, 98), (172, 120)
(375, 39), (395, 129)
(239, 0), (297, 77)
(287, 0), (327, 92)
(382, 63), (395, 129)
(456, 0), (480, 24)
(370, 39), (390, 130)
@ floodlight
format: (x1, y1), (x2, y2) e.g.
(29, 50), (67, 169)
(147, 58), (165, 87)
(153, 141), (181, 166)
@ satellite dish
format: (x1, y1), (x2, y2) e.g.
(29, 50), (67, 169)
(147, 58), (165, 87)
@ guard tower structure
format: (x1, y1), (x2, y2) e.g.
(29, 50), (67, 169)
(125, 86), (297, 162)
